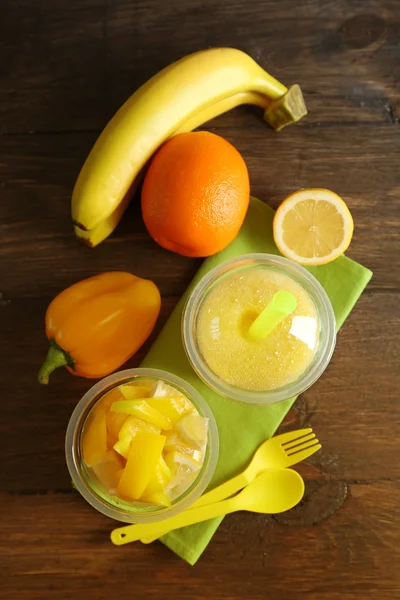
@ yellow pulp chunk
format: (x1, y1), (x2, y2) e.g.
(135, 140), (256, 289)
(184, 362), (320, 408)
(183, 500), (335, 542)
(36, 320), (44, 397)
(169, 471), (197, 499)
(197, 268), (320, 391)
(163, 451), (201, 499)
(146, 396), (194, 426)
(101, 388), (123, 411)
(164, 430), (203, 460)
(117, 431), (166, 501)
(81, 402), (107, 467)
(141, 457), (172, 506)
(92, 450), (124, 494)
(176, 414), (208, 449)
(106, 429), (119, 451)
(113, 415), (161, 459)
(111, 400), (172, 430)
(106, 409), (128, 439)
(141, 490), (171, 507)
(164, 450), (201, 475)
(118, 384), (152, 399)
(100, 387), (129, 439)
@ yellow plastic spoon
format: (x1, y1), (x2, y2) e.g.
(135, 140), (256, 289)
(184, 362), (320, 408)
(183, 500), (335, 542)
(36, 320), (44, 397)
(248, 290), (297, 340)
(111, 468), (304, 546)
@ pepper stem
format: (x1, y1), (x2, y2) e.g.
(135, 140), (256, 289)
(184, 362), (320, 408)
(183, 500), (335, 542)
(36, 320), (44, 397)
(38, 340), (73, 385)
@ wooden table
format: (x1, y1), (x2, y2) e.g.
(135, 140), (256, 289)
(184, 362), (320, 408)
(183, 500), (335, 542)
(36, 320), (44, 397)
(1, 1), (399, 598)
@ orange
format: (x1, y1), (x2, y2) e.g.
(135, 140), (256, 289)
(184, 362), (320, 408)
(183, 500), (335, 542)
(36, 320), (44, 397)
(141, 131), (250, 257)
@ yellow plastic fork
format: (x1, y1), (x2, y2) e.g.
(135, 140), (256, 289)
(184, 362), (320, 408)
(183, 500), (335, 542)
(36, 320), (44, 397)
(140, 427), (320, 543)
(112, 468), (305, 546)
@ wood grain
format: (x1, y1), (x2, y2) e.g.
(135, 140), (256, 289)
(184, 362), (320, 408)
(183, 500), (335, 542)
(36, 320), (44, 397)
(1, 0), (400, 598)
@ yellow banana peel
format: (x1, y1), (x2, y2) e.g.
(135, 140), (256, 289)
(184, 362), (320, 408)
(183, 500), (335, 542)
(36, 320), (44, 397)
(72, 48), (307, 246)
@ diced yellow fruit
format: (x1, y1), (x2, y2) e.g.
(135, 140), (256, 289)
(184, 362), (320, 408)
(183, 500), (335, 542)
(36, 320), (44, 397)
(115, 468), (124, 486)
(164, 450), (202, 475)
(113, 416), (161, 459)
(164, 430), (202, 459)
(82, 402), (107, 467)
(92, 450), (124, 494)
(101, 388), (123, 412)
(169, 471), (198, 499)
(158, 455), (172, 483)
(117, 431), (166, 501)
(146, 396), (194, 426)
(118, 384), (152, 400)
(152, 380), (180, 397)
(141, 490), (172, 507)
(130, 380), (154, 392)
(111, 400), (172, 430)
(176, 414), (208, 449)
(106, 409), (128, 439)
(141, 456), (172, 506)
(106, 429), (119, 450)
(144, 456), (172, 494)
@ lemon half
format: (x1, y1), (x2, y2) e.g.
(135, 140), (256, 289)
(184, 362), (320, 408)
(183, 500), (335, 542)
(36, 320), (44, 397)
(273, 189), (354, 266)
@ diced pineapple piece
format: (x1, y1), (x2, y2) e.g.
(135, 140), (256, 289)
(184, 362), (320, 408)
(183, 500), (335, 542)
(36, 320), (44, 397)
(146, 396), (194, 426)
(82, 402), (107, 467)
(117, 431), (166, 501)
(92, 450), (124, 495)
(111, 400), (172, 430)
(118, 384), (152, 400)
(113, 416), (161, 459)
(176, 414), (208, 449)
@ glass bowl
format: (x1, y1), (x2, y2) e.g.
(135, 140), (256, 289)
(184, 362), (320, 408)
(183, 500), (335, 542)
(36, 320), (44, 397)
(65, 368), (219, 523)
(182, 253), (336, 405)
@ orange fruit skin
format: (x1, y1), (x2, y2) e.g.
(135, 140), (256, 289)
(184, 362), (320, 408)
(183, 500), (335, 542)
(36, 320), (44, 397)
(141, 131), (250, 257)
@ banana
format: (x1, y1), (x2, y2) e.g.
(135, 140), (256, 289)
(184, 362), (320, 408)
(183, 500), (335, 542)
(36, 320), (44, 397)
(72, 48), (307, 246)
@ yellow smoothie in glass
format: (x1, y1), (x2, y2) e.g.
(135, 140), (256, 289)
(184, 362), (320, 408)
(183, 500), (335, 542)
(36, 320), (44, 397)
(196, 267), (320, 391)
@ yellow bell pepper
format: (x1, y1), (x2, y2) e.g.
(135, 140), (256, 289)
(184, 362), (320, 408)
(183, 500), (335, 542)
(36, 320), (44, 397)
(92, 450), (124, 494)
(117, 431), (166, 500)
(81, 402), (107, 467)
(141, 457), (172, 507)
(113, 415), (161, 459)
(111, 400), (172, 430)
(38, 272), (161, 384)
(146, 396), (194, 426)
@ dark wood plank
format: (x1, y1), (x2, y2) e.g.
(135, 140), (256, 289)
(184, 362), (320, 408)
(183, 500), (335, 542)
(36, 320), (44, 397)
(1, 478), (399, 600)
(1, 0), (399, 133)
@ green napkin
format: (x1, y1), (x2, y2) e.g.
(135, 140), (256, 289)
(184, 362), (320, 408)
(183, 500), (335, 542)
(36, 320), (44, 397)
(141, 197), (372, 565)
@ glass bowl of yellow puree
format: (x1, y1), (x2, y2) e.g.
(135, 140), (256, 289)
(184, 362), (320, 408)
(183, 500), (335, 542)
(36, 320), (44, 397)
(66, 368), (219, 523)
(183, 254), (336, 405)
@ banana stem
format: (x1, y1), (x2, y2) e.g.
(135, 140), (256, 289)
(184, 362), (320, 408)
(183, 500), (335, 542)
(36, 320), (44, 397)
(38, 340), (74, 384)
(264, 85), (307, 130)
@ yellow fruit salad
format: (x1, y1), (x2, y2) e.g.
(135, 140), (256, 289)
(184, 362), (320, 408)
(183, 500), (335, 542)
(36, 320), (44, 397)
(80, 377), (210, 508)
